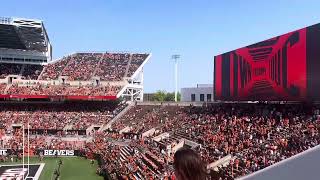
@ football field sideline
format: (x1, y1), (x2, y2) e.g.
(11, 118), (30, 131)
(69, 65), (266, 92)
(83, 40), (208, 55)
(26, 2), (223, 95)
(0, 157), (103, 180)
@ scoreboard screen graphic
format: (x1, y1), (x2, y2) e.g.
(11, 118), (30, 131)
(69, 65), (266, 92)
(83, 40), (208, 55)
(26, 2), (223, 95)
(214, 23), (320, 101)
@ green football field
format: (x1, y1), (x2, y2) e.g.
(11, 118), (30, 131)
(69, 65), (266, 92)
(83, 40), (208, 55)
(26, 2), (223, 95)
(0, 156), (104, 180)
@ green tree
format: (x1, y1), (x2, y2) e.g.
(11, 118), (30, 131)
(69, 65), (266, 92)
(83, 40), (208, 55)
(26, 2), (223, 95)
(152, 91), (181, 102)
(177, 92), (181, 101)
(164, 92), (175, 101)
(164, 92), (181, 101)
(153, 90), (167, 101)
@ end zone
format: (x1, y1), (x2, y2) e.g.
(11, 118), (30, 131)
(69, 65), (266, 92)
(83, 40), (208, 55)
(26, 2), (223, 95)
(0, 163), (45, 180)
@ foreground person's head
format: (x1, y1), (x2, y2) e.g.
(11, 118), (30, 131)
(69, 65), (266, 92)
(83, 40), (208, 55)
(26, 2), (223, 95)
(173, 148), (207, 180)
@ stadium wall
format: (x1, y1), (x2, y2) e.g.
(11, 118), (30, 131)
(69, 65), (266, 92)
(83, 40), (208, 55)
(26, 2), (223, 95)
(214, 23), (320, 101)
(238, 144), (320, 180)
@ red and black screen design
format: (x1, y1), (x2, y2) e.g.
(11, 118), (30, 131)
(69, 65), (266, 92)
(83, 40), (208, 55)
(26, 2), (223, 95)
(214, 23), (320, 101)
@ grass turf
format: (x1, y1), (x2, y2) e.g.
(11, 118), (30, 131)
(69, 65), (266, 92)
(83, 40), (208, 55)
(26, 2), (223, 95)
(0, 157), (104, 180)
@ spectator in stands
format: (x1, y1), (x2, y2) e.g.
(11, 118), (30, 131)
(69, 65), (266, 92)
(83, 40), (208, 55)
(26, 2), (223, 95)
(174, 148), (207, 180)
(0, 52), (149, 97)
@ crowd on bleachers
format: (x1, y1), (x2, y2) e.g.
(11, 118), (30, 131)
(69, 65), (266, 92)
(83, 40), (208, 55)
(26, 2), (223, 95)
(126, 54), (148, 77)
(61, 53), (102, 81)
(0, 52), (149, 98)
(20, 64), (43, 80)
(40, 52), (148, 81)
(86, 132), (175, 180)
(0, 63), (43, 80)
(0, 63), (22, 79)
(95, 53), (130, 81)
(7, 83), (121, 96)
(40, 56), (72, 80)
(0, 101), (126, 133)
(0, 101), (128, 165)
(0, 83), (6, 94)
(0, 128), (85, 158)
(0, 102), (318, 179)
(101, 103), (320, 179)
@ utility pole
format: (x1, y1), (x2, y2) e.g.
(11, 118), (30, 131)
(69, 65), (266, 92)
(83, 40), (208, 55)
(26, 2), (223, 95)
(172, 54), (180, 102)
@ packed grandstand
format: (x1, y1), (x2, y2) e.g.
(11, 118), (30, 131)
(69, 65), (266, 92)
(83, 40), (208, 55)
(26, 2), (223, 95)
(0, 17), (319, 180)
(1, 102), (320, 180)
(0, 52), (149, 99)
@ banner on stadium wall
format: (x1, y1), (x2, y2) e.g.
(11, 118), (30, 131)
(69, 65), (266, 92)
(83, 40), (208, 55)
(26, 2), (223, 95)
(37, 149), (80, 156)
(214, 23), (320, 101)
(0, 149), (18, 155)
(0, 149), (82, 156)
(0, 149), (8, 155)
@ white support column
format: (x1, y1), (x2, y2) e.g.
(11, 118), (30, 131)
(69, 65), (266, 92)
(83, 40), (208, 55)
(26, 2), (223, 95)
(122, 68), (144, 102)
(140, 68), (144, 102)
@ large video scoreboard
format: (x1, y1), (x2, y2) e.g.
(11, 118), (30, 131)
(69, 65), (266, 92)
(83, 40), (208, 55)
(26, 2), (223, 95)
(214, 23), (320, 101)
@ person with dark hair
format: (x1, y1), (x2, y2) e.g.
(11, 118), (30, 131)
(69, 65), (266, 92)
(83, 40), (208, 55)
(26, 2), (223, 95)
(173, 148), (207, 180)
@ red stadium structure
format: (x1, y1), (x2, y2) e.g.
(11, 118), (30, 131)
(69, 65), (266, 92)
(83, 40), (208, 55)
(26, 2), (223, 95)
(214, 23), (320, 101)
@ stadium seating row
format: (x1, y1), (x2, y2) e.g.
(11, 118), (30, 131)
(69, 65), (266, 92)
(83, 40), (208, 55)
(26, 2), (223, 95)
(98, 103), (320, 179)
(0, 52), (148, 98)
(40, 52), (148, 81)
(1, 102), (318, 179)
(0, 101), (126, 136)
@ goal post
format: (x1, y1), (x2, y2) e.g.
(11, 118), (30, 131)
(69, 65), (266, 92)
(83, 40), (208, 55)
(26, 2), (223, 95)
(22, 118), (30, 180)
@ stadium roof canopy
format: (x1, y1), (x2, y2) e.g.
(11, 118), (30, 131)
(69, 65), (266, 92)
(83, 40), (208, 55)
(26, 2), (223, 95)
(0, 17), (50, 53)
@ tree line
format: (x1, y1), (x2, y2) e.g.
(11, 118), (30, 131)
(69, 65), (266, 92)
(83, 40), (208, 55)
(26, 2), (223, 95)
(146, 90), (181, 102)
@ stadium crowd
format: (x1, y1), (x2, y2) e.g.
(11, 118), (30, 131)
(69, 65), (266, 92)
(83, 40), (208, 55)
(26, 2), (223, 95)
(61, 53), (102, 81)
(0, 128), (86, 160)
(40, 52), (148, 81)
(0, 102), (318, 180)
(0, 63), (43, 80)
(7, 83), (121, 96)
(0, 52), (149, 98)
(40, 56), (72, 80)
(126, 54), (148, 77)
(95, 53), (130, 81)
(0, 101), (126, 134)
(101, 103), (320, 179)
(0, 60), (317, 180)
(0, 63), (21, 79)
(20, 64), (43, 80)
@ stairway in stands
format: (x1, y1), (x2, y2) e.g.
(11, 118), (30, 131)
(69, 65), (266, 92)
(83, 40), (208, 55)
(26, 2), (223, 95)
(119, 146), (145, 180)
(119, 146), (163, 179)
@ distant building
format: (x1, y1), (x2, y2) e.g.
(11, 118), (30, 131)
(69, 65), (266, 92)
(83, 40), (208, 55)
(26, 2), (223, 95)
(181, 84), (213, 102)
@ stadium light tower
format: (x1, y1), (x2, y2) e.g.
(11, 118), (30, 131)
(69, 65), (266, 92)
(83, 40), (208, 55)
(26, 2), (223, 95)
(172, 54), (180, 102)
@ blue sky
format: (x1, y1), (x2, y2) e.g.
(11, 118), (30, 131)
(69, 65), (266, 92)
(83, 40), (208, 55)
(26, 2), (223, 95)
(2, 0), (320, 93)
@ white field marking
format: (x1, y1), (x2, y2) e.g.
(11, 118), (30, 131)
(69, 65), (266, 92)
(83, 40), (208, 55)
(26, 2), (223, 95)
(33, 163), (45, 180)
(0, 163), (45, 180)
